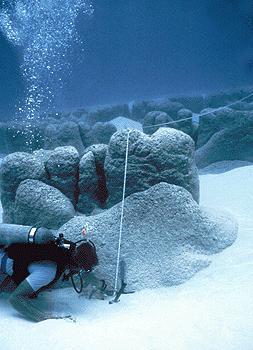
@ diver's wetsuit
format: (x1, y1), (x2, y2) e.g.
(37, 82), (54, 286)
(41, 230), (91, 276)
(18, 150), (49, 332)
(0, 243), (71, 322)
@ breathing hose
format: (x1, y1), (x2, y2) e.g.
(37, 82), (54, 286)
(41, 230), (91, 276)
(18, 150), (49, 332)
(70, 272), (84, 294)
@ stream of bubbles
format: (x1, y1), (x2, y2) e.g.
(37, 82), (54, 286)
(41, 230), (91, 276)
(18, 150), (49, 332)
(0, 0), (93, 147)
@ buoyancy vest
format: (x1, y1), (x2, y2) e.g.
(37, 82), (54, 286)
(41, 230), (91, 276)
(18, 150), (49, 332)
(5, 242), (71, 289)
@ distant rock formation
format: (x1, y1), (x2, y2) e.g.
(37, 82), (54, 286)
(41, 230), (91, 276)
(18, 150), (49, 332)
(142, 111), (177, 135)
(0, 119), (116, 156)
(131, 99), (184, 120)
(1, 88), (252, 170)
(196, 123), (253, 168)
(44, 121), (85, 155)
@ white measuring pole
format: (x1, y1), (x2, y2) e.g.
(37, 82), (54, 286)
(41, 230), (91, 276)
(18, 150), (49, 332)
(113, 129), (131, 295)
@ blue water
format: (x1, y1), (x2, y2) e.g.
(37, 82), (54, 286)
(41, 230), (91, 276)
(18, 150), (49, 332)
(0, 0), (93, 122)
(1, 1), (253, 122)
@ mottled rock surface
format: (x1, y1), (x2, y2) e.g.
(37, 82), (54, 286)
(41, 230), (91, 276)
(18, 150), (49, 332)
(14, 179), (75, 229)
(77, 151), (100, 214)
(0, 152), (47, 222)
(59, 183), (238, 290)
(142, 111), (177, 135)
(105, 128), (199, 207)
(196, 124), (253, 168)
(86, 122), (116, 145)
(86, 104), (130, 123)
(44, 146), (80, 204)
(131, 99), (184, 120)
(78, 145), (108, 214)
(44, 121), (85, 155)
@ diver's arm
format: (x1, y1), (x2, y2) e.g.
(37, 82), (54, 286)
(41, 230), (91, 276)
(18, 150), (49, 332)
(9, 280), (54, 322)
(9, 280), (69, 322)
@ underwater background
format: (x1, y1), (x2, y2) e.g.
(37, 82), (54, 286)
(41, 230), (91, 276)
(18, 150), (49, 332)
(0, 1), (253, 349)
(1, 0), (253, 120)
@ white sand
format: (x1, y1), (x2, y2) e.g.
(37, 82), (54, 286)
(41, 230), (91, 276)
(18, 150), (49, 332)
(0, 163), (253, 350)
(110, 116), (143, 131)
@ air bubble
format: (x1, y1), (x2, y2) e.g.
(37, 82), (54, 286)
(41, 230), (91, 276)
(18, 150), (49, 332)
(0, 0), (93, 150)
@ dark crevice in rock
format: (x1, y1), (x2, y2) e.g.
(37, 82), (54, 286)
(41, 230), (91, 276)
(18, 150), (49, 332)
(94, 162), (108, 208)
(44, 165), (51, 181)
(73, 165), (80, 210)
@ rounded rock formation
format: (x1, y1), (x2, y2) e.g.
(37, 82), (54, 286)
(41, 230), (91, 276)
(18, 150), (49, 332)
(104, 128), (199, 207)
(0, 152), (47, 222)
(14, 179), (75, 229)
(142, 111), (177, 135)
(59, 182), (238, 290)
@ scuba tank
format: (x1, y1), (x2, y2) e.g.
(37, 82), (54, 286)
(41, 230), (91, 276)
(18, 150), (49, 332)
(0, 223), (105, 295)
(0, 223), (56, 246)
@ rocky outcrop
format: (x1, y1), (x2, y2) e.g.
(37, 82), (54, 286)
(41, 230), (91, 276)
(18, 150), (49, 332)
(0, 121), (45, 154)
(174, 108), (193, 137)
(83, 144), (108, 167)
(0, 144), (110, 222)
(170, 95), (206, 113)
(82, 122), (116, 147)
(14, 179), (75, 229)
(196, 123), (253, 168)
(1, 88), (252, 171)
(142, 111), (177, 135)
(0, 124), (200, 223)
(44, 121), (116, 154)
(44, 146), (80, 204)
(0, 152), (47, 222)
(85, 104), (130, 123)
(197, 108), (251, 148)
(104, 128), (199, 207)
(131, 99), (184, 121)
(199, 160), (253, 175)
(171, 90), (251, 112)
(59, 183), (238, 290)
(77, 151), (100, 214)
(1, 86), (252, 220)
(77, 144), (108, 214)
(204, 90), (249, 109)
(44, 121), (85, 155)
(0, 147), (80, 224)
(0, 118), (116, 156)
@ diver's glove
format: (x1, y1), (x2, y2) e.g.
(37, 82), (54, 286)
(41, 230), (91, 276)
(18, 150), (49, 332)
(81, 272), (113, 299)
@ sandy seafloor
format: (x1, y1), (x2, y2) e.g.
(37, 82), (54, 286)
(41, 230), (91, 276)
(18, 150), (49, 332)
(0, 162), (253, 350)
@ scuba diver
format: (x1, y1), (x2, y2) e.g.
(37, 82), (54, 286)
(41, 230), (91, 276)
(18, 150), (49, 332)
(0, 233), (102, 322)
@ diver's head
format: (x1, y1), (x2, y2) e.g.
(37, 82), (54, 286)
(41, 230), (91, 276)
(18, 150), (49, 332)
(71, 241), (98, 273)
